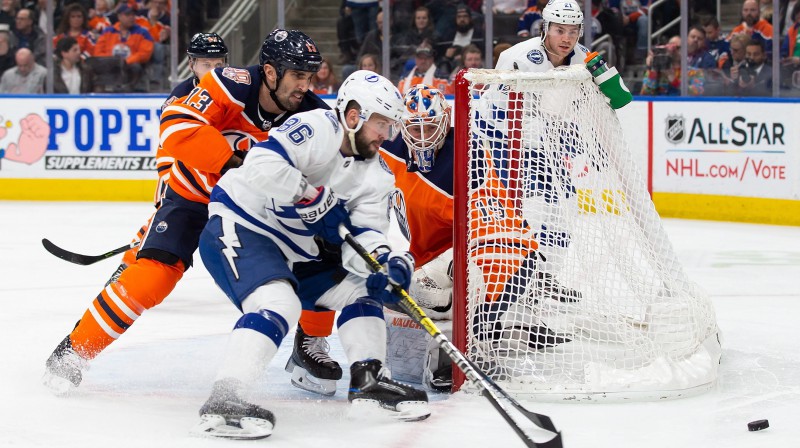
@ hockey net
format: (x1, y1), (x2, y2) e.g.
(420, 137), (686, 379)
(451, 66), (721, 401)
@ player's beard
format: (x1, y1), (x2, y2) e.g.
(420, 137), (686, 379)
(276, 87), (304, 112)
(354, 127), (381, 158)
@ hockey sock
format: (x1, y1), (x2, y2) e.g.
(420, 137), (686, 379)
(120, 221), (150, 266)
(215, 310), (289, 385)
(69, 258), (184, 359)
(298, 309), (336, 337)
(337, 298), (386, 363)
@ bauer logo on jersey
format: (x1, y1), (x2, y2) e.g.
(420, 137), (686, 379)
(389, 189), (411, 242)
(527, 49), (544, 64)
(155, 221), (168, 233)
(665, 115), (685, 144)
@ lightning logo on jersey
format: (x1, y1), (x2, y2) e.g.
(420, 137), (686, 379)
(219, 218), (242, 280)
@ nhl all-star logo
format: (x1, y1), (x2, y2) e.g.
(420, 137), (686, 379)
(527, 49), (544, 64)
(155, 221), (168, 233)
(665, 115), (685, 144)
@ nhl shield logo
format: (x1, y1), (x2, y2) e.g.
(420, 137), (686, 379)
(665, 115), (685, 144)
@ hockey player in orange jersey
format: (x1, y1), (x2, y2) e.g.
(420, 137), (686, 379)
(108, 32), (231, 285)
(294, 84), (570, 393)
(42, 29), (330, 395)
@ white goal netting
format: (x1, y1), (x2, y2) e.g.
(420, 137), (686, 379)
(455, 67), (721, 401)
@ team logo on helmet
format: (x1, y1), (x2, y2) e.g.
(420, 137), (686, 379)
(274, 30), (288, 42)
(365, 73), (380, 82)
(527, 49), (544, 64)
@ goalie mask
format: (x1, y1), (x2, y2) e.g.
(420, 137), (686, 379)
(542, 0), (584, 38)
(400, 84), (451, 173)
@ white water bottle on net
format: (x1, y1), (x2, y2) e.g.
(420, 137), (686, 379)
(451, 66), (721, 401)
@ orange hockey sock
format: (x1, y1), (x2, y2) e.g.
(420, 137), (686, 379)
(70, 258), (184, 359)
(299, 309), (336, 337)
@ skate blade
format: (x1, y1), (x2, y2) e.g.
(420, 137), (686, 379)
(348, 399), (431, 422)
(42, 372), (76, 396)
(286, 361), (337, 396)
(190, 414), (273, 440)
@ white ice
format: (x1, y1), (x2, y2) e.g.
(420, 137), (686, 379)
(1, 201), (798, 448)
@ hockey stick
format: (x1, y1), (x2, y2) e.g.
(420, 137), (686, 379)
(41, 238), (139, 266)
(339, 227), (563, 448)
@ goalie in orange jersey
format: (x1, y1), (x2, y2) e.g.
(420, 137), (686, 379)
(292, 84), (571, 394)
(43, 29), (330, 395)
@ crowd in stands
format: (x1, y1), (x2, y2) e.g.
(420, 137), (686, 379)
(1, 0), (799, 96)
(0, 0), (216, 94)
(331, 0), (799, 97)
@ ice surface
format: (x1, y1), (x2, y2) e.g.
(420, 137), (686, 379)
(1, 201), (798, 447)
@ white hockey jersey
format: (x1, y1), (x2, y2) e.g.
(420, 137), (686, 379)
(495, 36), (589, 72)
(210, 108), (396, 277)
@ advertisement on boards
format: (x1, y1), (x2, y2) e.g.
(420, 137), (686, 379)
(0, 96), (163, 179)
(651, 101), (799, 200)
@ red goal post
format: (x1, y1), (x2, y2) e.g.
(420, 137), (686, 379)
(451, 67), (721, 401)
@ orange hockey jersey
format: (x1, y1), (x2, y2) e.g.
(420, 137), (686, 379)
(158, 65), (329, 204)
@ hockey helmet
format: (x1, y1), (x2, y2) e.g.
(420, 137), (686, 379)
(187, 32), (228, 59)
(336, 70), (404, 136)
(542, 0), (584, 37)
(259, 29), (322, 78)
(400, 84), (451, 173)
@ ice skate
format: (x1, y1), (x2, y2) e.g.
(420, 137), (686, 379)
(284, 325), (342, 396)
(190, 379), (275, 440)
(42, 335), (88, 396)
(348, 360), (430, 422)
(536, 271), (581, 303)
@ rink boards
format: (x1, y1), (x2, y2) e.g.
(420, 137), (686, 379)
(0, 94), (798, 225)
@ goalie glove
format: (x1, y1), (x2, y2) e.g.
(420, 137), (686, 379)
(296, 186), (351, 245)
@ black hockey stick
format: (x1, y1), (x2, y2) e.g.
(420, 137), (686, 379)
(41, 238), (138, 266)
(339, 226), (563, 448)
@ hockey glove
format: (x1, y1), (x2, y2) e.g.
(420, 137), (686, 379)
(366, 271), (400, 304)
(296, 186), (351, 245)
(376, 251), (415, 291)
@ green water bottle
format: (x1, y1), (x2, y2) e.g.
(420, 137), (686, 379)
(585, 51), (633, 110)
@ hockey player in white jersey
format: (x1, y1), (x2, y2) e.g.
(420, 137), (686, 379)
(493, 0), (629, 301)
(191, 71), (430, 440)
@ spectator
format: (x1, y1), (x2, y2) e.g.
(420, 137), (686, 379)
(53, 4), (95, 60)
(398, 44), (451, 94)
(0, 47), (45, 93)
(591, 0), (625, 68)
(640, 35), (705, 95)
(53, 36), (94, 93)
(0, 0), (17, 29)
(336, 0), (358, 64)
(0, 26), (14, 74)
(735, 39), (772, 95)
(687, 25), (716, 69)
(87, 0), (112, 36)
(348, 0), (378, 46)
(728, 0), (774, 56)
(517, 0), (547, 37)
(396, 6), (438, 62)
(12, 8), (45, 64)
(721, 33), (752, 92)
(493, 0), (527, 14)
(137, 0), (170, 27)
(703, 16), (731, 69)
(356, 52), (380, 73)
(94, 4), (153, 91)
(427, 0), (460, 39)
(611, 0), (649, 62)
(357, 8), (403, 78)
(448, 43), (483, 82)
(310, 58), (338, 95)
(781, 1), (799, 79)
(436, 4), (485, 76)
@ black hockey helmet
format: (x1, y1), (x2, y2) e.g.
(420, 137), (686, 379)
(187, 32), (228, 59)
(259, 29), (322, 78)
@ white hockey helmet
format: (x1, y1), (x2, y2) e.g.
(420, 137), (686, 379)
(336, 70), (404, 136)
(400, 84), (451, 173)
(542, 0), (584, 37)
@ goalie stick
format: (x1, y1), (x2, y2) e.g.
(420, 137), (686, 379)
(41, 239), (139, 266)
(339, 226), (563, 448)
